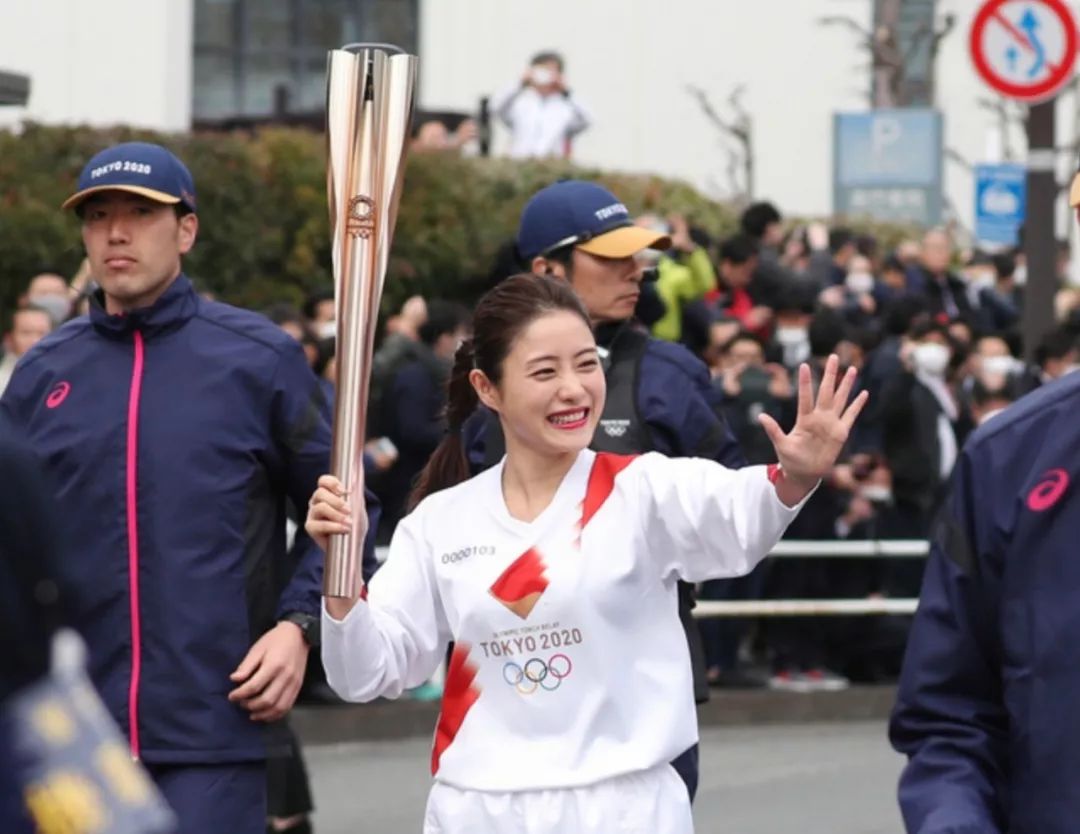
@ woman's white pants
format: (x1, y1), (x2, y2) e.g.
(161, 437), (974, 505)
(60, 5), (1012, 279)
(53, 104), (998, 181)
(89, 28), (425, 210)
(422, 764), (694, 834)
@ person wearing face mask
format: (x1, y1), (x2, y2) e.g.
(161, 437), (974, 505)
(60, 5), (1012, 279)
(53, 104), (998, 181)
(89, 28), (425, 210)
(0, 305), (54, 397)
(819, 254), (879, 328)
(490, 51), (591, 159)
(770, 289), (816, 372)
(880, 321), (959, 548)
(969, 334), (1023, 386)
(22, 272), (75, 327)
(845, 258), (877, 298)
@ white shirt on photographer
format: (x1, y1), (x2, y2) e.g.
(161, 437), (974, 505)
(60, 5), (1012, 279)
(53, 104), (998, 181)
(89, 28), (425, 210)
(490, 83), (591, 159)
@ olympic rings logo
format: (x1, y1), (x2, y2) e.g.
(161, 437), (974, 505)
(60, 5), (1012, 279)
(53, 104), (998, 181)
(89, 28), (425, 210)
(502, 654), (573, 695)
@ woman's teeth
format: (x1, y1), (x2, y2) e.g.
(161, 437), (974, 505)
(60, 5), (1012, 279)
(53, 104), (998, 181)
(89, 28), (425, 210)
(549, 410), (586, 425)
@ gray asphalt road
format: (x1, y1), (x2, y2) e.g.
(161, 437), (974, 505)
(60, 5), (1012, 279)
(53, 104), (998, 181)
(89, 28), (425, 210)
(303, 721), (905, 833)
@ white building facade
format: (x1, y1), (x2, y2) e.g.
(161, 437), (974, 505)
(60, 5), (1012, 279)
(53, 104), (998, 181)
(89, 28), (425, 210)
(0, 0), (193, 132)
(4, 0), (1079, 234)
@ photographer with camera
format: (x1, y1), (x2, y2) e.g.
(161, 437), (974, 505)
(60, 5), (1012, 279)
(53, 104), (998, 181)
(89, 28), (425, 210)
(490, 51), (591, 159)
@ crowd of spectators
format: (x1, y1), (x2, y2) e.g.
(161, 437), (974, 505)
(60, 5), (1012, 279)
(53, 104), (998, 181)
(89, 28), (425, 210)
(6, 194), (1079, 697)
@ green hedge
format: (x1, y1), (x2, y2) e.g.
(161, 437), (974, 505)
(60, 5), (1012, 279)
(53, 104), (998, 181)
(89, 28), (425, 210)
(0, 123), (918, 316)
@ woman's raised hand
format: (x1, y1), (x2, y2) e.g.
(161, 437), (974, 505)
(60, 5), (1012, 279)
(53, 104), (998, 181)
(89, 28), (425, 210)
(758, 355), (869, 490)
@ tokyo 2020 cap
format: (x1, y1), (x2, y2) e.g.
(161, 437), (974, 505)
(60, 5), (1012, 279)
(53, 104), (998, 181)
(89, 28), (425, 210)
(62, 142), (197, 213)
(516, 180), (671, 261)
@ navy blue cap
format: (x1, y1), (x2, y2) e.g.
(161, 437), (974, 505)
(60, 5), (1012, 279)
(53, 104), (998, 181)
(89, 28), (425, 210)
(516, 180), (670, 261)
(63, 142), (196, 213)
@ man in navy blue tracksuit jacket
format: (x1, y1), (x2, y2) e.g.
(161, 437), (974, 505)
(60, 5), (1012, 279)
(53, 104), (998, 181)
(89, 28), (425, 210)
(889, 367), (1080, 833)
(0, 142), (379, 833)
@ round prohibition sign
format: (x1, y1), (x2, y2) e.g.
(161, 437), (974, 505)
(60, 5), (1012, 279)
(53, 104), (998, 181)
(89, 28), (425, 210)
(969, 0), (1079, 102)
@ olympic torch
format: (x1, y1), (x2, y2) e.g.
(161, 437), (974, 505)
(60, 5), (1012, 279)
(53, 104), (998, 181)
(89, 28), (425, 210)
(324, 44), (417, 598)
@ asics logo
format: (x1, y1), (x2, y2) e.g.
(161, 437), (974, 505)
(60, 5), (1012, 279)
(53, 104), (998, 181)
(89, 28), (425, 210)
(1027, 468), (1069, 512)
(46, 381), (71, 409)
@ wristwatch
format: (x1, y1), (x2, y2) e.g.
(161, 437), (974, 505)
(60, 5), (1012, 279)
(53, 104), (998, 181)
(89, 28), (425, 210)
(280, 612), (319, 648)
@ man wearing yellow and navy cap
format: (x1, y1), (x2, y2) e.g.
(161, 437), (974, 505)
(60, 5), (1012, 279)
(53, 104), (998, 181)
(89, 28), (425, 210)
(2, 142), (381, 833)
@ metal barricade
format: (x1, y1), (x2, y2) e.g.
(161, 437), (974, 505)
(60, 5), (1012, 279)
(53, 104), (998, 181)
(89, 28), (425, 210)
(692, 539), (927, 618)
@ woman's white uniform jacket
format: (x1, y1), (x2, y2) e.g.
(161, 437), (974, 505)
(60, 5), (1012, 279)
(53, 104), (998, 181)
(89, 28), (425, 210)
(323, 449), (808, 791)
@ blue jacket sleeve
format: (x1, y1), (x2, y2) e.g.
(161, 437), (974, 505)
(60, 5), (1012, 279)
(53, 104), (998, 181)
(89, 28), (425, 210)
(889, 448), (1009, 834)
(271, 341), (380, 618)
(389, 363), (446, 454)
(0, 355), (46, 428)
(639, 342), (746, 469)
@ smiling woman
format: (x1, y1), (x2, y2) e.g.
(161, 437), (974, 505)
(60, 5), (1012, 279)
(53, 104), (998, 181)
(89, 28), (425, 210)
(306, 273), (867, 834)
(407, 274), (599, 512)
(470, 308), (605, 511)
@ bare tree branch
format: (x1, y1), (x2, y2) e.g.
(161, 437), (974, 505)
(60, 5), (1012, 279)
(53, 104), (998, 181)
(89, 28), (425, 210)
(931, 13), (956, 57)
(685, 83), (754, 199)
(817, 15), (872, 40)
(686, 84), (739, 138)
(725, 85), (752, 144)
(725, 148), (741, 200)
(727, 85), (754, 199)
(923, 12), (956, 104)
(945, 147), (973, 172)
(821, 2), (954, 108)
